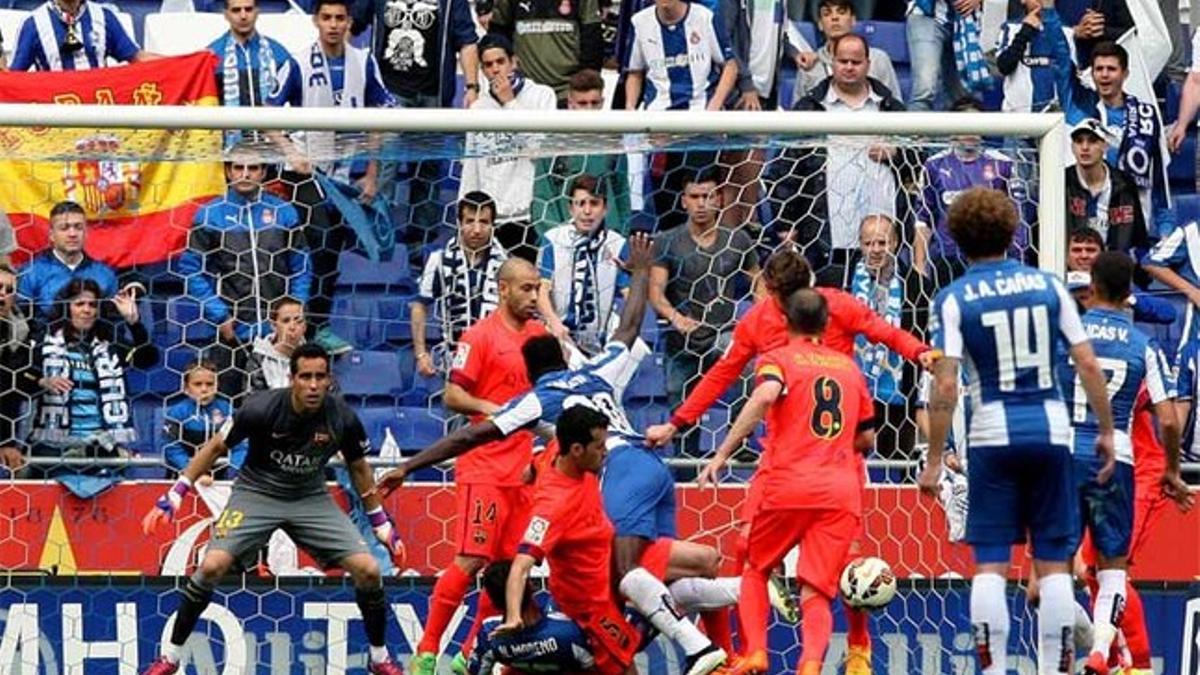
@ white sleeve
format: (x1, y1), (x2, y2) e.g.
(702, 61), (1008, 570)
(586, 340), (649, 396)
(418, 250), (440, 300)
(629, 23), (647, 70)
(934, 293), (964, 360)
(492, 392), (545, 436)
(1143, 343), (1173, 405)
(1052, 278), (1089, 346)
(1191, 28), (1200, 73)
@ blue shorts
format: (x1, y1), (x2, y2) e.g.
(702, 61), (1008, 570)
(601, 443), (676, 540)
(967, 442), (1078, 563)
(1073, 458), (1134, 560)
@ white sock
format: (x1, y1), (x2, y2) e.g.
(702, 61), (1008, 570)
(668, 577), (740, 611)
(1038, 573), (1076, 674)
(1091, 569), (1127, 658)
(368, 645), (389, 664)
(970, 573), (1009, 675)
(1072, 600), (1095, 653)
(162, 642), (181, 664)
(620, 567), (712, 655)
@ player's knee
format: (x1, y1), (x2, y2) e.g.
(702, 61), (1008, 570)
(455, 554), (487, 576)
(197, 551), (234, 582)
(350, 557), (383, 588)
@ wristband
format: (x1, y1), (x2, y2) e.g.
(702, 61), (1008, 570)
(366, 505), (389, 528)
(170, 476), (193, 498)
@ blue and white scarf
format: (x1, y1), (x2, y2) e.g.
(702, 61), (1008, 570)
(220, 33), (277, 147)
(437, 236), (507, 341)
(1102, 95), (1164, 228)
(488, 69), (526, 104)
(952, 8), (994, 94)
(30, 329), (135, 446)
(851, 260), (905, 405)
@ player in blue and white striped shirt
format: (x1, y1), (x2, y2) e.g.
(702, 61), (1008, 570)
(1058, 252), (1187, 674)
(624, 0), (738, 111)
(1144, 220), (1200, 362)
(920, 187), (1115, 675)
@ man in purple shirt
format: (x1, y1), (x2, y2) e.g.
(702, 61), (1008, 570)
(913, 96), (1032, 289)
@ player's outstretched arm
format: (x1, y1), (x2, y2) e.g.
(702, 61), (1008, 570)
(494, 553), (537, 637)
(697, 380), (780, 488)
(918, 357), (959, 497)
(1071, 341), (1118, 483)
(1152, 399), (1195, 510)
(375, 421), (506, 494)
(610, 232), (653, 348)
(141, 435), (229, 535)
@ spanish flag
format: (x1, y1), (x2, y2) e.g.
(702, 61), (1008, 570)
(0, 52), (224, 268)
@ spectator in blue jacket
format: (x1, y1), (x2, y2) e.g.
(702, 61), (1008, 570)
(18, 200), (119, 331)
(162, 360), (245, 479)
(174, 150), (310, 396)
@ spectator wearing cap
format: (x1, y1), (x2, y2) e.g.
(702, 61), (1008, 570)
(207, 0), (302, 116)
(531, 69), (632, 238)
(1065, 118), (1148, 256)
(411, 192), (509, 377)
(9, 0), (160, 71)
(536, 174), (629, 354)
(458, 34), (556, 263)
(1050, 34), (1173, 238)
(913, 96), (1030, 289)
(17, 200), (131, 335)
(488, 0), (603, 104)
(790, 0), (901, 103)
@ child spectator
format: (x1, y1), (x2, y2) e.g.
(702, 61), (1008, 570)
(244, 297), (307, 393)
(162, 360), (246, 480)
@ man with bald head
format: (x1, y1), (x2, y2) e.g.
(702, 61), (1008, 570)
(405, 251), (546, 673)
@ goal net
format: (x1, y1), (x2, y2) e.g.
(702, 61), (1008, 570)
(0, 101), (1082, 675)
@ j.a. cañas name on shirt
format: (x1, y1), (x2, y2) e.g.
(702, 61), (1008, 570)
(960, 271), (1049, 302)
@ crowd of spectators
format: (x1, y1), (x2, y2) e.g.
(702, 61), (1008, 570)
(0, 0), (1198, 483)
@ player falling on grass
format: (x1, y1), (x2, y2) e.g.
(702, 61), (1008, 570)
(1058, 252), (1192, 675)
(918, 187), (1116, 675)
(701, 288), (877, 675)
(410, 257), (546, 675)
(379, 234), (757, 675)
(139, 343), (405, 675)
(645, 247), (935, 675)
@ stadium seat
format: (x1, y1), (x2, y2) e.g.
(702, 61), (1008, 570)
(1169, 135), (1196, 187)
(333, 349), (407, 401)
(1175, 193), (1200, 225)
(357, 405), (446, 452)
(128, 398), (166, 478)
(860, 21), (909, 65)
(255, 11), (317, 55)
(164, 296), (216, 344)
(0, 10), (26, 62)
(335, 248), (412, 290)
(142, 11), (227, 55)
(624, 352), (666, 402)
(329, 292), (381, 350)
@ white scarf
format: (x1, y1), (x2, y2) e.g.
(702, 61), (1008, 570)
(33, 0), (106, 71)
(1076, 164), (1112, 240)
(294, 41), (368, 176)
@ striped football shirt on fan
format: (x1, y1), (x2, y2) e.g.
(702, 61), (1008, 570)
(627, 2), (732, 111)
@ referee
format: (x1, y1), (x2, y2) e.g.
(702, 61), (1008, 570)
(140, 343), (404, 675)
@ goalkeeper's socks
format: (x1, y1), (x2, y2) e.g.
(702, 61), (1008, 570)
(798, 593), (833, 669)
(668, 577), (740, 610)
(619, 567), (711, 655)
(844, 601), (871, 650)
(418, 563), (474, 654)
(1091, 569), (1126, 660)
(167, 576), (215, 660)
(1120, 580), (1152, 668)
(970, 572), (1009, 675)
(1037, 572), (1075, 674)
(735, 566), (770, 654)
(460, 585), (499, 659)
(355, 584), (389, 654)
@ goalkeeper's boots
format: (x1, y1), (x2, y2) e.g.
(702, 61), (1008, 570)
(683, 644), (727, 675)
(449, 652), (469, 675)
(367, 658), (405, 675)
(721, 649), (768, 675)
(140, 657), (179, 675)
(409, 652), (437, 675)
(1082, 652), (1110, 675)
(768, 573), (799, 623)
(843, 645), (872, 675)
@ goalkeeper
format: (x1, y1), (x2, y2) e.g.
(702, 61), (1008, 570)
(138, 344), (405, 675)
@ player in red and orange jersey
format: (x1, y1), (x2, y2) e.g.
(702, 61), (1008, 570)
(698, 289), (876, 675)
(380, 257), (546, 674)
(494, 404), (641, 675)
(646, 248), (934, 673)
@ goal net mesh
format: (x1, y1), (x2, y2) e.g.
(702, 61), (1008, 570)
(0, 119), (1054, 674)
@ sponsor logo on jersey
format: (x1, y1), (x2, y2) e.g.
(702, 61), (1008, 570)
(453, 343), (471, 370)
(524, 516), (549, 545)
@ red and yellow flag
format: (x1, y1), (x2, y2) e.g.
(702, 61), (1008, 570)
(0, 51), (225, 267)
